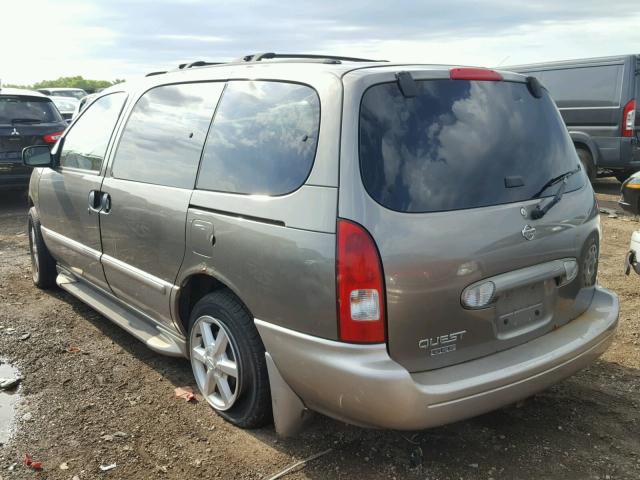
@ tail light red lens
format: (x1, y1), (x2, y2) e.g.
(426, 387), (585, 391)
(336, 219), (385, 343)
(43, 131), (63, 144)
(622, 99), (636, 137)
(450, 67), (503, 81)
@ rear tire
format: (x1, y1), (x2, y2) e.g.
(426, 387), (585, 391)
(188, 290), (272, 428)
(28, 207), (57, 289)
(576, 147), (595, 182)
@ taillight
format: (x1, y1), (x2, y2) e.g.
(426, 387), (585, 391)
(43, 131), (63, 144)
(450, 67), (503, 81)
(622, 99), (636, 138)
(336, 219), (385, 343)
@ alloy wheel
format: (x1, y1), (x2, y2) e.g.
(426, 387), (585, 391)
(190, 315), (241, 411)
(30, 225), (39, 282)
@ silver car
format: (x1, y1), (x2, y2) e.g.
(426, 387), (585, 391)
(22, 53), (619, 436)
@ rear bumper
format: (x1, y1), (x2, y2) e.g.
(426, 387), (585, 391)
(256, 286), (618, 430)
(0, 172), (31, 187)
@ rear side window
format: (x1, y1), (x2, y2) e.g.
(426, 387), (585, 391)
(197, 81), (320, 196)
(531, 65), (623, 108)
(0, 96), (62, 125)
(113, 82), (224, 188)
(359, 80), (584, 213)
(60, 92), (127, 171)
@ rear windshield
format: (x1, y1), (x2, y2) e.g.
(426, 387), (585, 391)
(359, 79), (585, 213)
(0, 96), (62, 125)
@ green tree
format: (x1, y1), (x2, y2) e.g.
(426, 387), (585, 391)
(4, 76), (124, 93)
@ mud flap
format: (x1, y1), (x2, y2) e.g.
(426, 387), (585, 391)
(624, 250), (640, 275)
(265, 352), (312, 437)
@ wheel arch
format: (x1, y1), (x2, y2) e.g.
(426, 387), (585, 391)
(569, 131), (600, 166)
(174, 271), (251, 338)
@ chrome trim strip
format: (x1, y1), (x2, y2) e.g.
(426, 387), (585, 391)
(568, 126), (619, 130)
(41, 226), (101, 261)
(101, 254), (171, 295)
(559, 106), (620, 110)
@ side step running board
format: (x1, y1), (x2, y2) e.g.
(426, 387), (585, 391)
(56, 272), (187, 357)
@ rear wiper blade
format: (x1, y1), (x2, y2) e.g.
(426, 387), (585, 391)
(531, 165), (581, 199)
(530, 165), (581, 220)
(11, 118), (42, 124)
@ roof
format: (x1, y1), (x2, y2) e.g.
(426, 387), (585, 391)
(100, 54), (527, 96)
(0, 87), (49, 98)
(505, 54), (638, 72)
(38, 87), (87, 92)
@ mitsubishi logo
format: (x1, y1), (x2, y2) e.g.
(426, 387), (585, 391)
(10, 128), (20, 136)
(522, 225), (536, 241)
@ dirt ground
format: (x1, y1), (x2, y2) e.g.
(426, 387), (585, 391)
(1, 184), (639, 480)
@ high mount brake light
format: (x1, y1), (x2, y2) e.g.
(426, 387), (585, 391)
(336, 219), (386, 343)
(622, 99), (636, 138)
(43, 131), (63, 144)
(449, 68), (503, 81)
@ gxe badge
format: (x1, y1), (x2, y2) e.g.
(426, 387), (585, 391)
(522, 224), (536, 241)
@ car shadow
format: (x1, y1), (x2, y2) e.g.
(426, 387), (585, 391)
(58, 288), (639, 479)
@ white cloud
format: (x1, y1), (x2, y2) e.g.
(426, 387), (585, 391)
(0, 1), (638, 85)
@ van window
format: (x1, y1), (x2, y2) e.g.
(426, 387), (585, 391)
(197, 81), (320, 196)
(112, 82), (223, 188)
(60, 92), (127, 171)
(532, 65), (623, 108)
(359, 79), (585, 213)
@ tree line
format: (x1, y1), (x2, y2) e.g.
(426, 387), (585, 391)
(5, 76), (125, 93)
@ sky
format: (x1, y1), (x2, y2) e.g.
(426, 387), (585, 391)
(1, 0), (639, 85)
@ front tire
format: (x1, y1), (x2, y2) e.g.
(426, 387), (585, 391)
(28, 207), (57, 289)
(614, 171), (633, 184)
(188, 290), (272, 428)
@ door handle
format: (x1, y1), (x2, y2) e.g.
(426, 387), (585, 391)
(87, 190), (101, 213)
(100, 192), (112, 214)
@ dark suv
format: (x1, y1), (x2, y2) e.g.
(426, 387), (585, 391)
(0, 88), (67, 187)
(509, 55), (639, 182)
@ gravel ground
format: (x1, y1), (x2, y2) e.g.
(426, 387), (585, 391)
(1, 186), (639, 480)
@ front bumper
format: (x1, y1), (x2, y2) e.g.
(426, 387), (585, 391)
(256, 286), (618, 430)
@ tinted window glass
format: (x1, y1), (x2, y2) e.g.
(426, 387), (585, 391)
(531, 65), (623, 107)
(60, 92), (126, 171)
(197, 81), (320, 195)
(360, 80), (584, 213)
(0, 96), (62, 125)
(50, 90), (86, 100)
(113, 82), (223, 188)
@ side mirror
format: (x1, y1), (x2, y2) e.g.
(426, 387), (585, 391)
(22, 145), (53, 168)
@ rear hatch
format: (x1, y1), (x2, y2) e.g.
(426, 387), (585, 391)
(348, 69), (599, 372)
(0, 95), (66, 174)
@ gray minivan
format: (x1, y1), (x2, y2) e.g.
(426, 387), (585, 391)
(509, 55), (639, 182)
(23, 54), (619, 436)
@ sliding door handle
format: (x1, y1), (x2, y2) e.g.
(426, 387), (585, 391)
(87, 190), (101, 213)
(100, 192), (112, 214)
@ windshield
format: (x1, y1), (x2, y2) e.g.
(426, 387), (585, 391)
(50, 90), (86, 100)
(359, 79), (585, 213)
(51, 97), (79, 112)
(0, 96), (63, 124)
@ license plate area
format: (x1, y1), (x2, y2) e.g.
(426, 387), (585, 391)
(495, 280), (554, 339)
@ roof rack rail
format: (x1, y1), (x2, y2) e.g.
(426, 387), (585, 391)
(241, 53), (387, 63)
(145, 71), (167, 77)
(178, 60), (225, 70)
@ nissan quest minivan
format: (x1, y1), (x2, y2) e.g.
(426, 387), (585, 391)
(22, 53), (619, 436)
